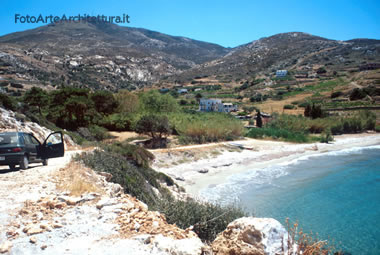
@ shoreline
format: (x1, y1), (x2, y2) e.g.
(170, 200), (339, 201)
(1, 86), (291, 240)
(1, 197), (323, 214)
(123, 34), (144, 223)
(152, 133), (380, 198)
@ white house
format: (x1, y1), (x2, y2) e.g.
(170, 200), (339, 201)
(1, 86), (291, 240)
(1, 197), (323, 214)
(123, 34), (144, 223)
(219, 103), (238, 113)
(178, 88), (188, 94)
(276, 70), (288, 77)
(199, 99), (237, 113)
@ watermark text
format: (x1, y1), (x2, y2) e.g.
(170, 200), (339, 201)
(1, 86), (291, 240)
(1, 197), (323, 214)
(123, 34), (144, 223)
(15, 14), (130, 24)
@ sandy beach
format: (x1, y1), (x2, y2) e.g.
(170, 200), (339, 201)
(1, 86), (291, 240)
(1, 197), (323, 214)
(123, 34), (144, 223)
(151, 133), (380, 197)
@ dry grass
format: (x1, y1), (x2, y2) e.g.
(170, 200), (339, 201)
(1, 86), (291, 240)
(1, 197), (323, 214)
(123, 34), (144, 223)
(107, 131), (147, 142)
(285, 218), (338, 255)
(56, 161), (103, 196)
(256, 93), (313, 115)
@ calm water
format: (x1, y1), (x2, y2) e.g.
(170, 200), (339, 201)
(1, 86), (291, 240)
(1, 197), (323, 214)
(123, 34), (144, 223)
(199, 146), (380, 254)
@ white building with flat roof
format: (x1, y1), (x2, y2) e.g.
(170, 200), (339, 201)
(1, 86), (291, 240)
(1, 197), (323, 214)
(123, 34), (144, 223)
(199, 99), (237, 113)
(276, 70), (288, 77)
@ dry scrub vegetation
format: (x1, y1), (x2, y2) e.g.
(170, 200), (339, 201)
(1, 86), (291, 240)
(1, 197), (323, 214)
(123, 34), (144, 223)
(55, 161), (103, 196)
(285, 218), (338, 255)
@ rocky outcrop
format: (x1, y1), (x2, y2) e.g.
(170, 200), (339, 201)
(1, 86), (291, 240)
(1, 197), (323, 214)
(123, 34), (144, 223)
(0, 107), (77, 149)
(212, 217), (294, 255)
(0, 160), (206, 255)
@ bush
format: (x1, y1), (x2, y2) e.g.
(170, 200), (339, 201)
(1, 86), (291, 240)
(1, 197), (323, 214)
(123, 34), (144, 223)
(331, 91), (343, 99)
(104, 141), (155, 167)
(329, 111), (376, 134)
(77, 148), (244, 242)
(76, 125), (111, 141)
(140, 90), (179, 113)
(0, 93), (17, 111)
(284, 104), (295, 110)
(246, 127), (309, 143)
(76, 150), (167, 207)
(88, 125), (111, 141)
(320, 130), (334, 143)
(99, 113), (137, 131)
(172, 113), (244, 144)
(349, 88), (366, 101)
(304, 104), (323, 119)
(152, 195), (246, 242)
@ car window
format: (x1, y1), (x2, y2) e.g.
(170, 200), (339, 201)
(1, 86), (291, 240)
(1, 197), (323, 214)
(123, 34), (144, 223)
(30, 135), (40, 145)
(0, 133), (19, 145)
(45, 133), (62, 145)
(23, 134), (33, 145)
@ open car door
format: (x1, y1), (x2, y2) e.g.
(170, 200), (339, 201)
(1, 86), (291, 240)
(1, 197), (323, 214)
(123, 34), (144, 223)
(40, 132), (65, 159)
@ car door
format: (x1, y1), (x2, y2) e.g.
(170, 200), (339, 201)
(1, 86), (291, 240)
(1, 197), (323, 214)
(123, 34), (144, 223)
(40, 132), (65, 159)
(23, 134), (39, 162)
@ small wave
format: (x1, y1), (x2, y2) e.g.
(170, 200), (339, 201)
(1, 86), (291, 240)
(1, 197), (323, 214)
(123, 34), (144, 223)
(273, 144), (380, 167)
(199, 145), (380, 204)
(199, 164), (289, 204)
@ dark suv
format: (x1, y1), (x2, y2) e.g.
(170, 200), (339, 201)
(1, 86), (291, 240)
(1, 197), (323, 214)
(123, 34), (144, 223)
(0, 131), (64, 170)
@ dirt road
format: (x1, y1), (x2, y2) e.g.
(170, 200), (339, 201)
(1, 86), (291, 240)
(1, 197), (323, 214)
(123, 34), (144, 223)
(0, 151), (80, 240)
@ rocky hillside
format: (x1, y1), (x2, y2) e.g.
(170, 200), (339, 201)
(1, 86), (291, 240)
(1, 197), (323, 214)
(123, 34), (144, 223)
(2, 23), (379, 94)
(0, 21), (229, 92)
(0, 107), (76, 148)
(169, 32), (380, 84)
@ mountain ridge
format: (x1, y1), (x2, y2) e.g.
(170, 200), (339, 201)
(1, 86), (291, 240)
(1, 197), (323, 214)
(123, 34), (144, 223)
(0, 22), (379, 92)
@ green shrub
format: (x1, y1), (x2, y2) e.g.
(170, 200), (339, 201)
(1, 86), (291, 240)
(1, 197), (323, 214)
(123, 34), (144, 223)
(104, 141), (155, 167)
(77, 148), (245, 242)
(99, 113), (137, 131)
(246, 127), (309, 143)
(171, 113), (243, 144)
(298, 102), (309, 108)
(88, 125), (111, 141)
(331, 91), (343, 99)
(76, 150), (167, 206)
(283, 104), (295, 110)
(0, 93), (17, 111)
(320, 130), (334, 143)
(349, 88), (366, 101)
(152, 195), (246, 242)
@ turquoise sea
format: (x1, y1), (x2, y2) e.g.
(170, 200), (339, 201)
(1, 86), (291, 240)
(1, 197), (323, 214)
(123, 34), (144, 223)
(200, 146), (380, 254)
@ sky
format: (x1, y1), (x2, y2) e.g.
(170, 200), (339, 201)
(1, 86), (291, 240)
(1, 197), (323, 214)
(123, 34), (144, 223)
(1, 0), (379, 47)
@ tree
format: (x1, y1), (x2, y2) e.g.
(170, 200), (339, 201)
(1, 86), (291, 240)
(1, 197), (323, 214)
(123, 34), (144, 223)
(304, 104), (323, 119)
(91, 90), (118, 115)
(349, 88), (366, 101)
(114, 90), (139, 114)
(310, 104), (323, 119)
(136, 115), (171, 142)
(140, 90), (178, 113)
(0, 93), (17, 111)
(23, 87), (49, 115)
(316, 67), (327, 74)
(195, 93), (203, 102)
(304, 104), (312, 117)
(47, 87), (97, 130)
(256, 110), (263, 128)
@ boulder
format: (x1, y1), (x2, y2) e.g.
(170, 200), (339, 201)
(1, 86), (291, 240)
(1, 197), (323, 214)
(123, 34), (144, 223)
(198, 169), (209, 174)
(212, 217), (292, 255)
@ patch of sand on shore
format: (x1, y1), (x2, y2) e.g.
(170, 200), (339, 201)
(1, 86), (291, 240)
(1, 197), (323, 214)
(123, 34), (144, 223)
(151, 133), (380, 197)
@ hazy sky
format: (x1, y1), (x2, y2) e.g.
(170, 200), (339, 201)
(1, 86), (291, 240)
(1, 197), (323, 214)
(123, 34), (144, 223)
(2, 0), (379, 47)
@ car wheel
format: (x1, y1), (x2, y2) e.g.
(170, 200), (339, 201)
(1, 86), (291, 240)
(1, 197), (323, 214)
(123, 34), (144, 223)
(20, 155), (29, 170)
(42, 159), (48, 166)
(9, 164), (16, 171)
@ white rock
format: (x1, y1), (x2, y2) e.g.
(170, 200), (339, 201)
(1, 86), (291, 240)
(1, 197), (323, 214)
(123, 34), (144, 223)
(151, 234), (204, 255)
(227, 217), (293, 255)
(96, 198), (118, 209)
(0, 241), (12, 253)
